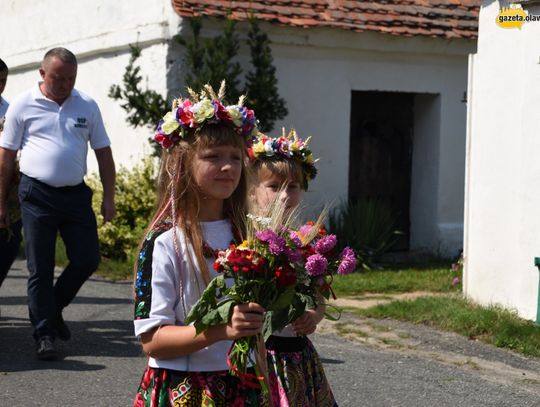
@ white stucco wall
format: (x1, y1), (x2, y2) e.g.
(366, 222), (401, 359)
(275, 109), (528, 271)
(0, 0), (180, 172)
(411, 94), (441, 252)
(464, 1), (540, 320)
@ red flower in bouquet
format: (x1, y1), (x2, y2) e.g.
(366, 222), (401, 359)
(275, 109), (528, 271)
(275, 263), (297, 287)
(224, 247), (262, 273)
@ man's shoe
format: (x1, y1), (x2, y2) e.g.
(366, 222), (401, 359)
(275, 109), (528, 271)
(56, 314), (71, 341)
(36, 336), (58, 361)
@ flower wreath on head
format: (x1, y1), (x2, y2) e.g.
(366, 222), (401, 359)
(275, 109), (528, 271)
(248, 128), (318, 188)
(154, 80), (259, 149)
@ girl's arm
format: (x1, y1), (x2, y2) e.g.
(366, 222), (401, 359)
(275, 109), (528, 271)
(312, 300), (327, 324)
(292, 293), (326, 336)
(141, 302), (265, 359)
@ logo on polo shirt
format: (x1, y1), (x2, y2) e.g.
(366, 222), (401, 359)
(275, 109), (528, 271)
(74, 117), (88, 129)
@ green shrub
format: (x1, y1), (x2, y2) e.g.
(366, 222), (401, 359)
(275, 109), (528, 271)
(86, 157), (158, 261)
(329, 199), (402, 265)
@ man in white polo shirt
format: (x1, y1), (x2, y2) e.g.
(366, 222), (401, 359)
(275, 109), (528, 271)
(0, 48), (116, 360)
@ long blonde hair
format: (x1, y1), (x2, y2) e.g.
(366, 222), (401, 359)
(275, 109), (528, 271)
(140, 124), (249, 286)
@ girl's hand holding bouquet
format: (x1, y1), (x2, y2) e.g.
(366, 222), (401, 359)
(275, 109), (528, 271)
(223, 303), (265, 340)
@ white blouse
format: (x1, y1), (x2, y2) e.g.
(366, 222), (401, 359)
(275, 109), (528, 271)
(134, 220), (234, 372)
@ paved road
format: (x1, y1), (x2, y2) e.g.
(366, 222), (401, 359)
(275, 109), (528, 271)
(1, 260), (540, 406)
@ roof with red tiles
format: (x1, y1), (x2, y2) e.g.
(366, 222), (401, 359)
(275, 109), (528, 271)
(171, 1), (480, 40)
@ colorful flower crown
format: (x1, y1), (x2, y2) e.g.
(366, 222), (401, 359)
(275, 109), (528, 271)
(248, 128), (318, 187)
(154, 81), (258, 149)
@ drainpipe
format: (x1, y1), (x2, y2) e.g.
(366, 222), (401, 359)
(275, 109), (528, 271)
(535, 257), (540, 325)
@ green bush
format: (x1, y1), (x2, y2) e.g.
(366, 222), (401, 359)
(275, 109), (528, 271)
(329, 199), (402, 265)
(86, 157), (158, 262)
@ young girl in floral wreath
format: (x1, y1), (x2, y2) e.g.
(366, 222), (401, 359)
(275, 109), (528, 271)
(248, 129), (338, 407)
(133, 83), (266, 406)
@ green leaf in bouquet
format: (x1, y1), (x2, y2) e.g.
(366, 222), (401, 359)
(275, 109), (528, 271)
(218, 299), (234, 322)
(262, 292), (312, 341)
(197, 308), (220, 332)
(262, 308), (291, 341)
(192, 299), (234, 335)
(287, 296), (307, 323)
(267, 286), (295, 311)
(185, 275), (226, 326)
(262, 312), (275, 341)
(323, 303), (343, 321)
(297, 292), (317, 310)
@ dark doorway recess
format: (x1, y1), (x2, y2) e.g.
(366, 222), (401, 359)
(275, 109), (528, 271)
(349, 91), (414, 250)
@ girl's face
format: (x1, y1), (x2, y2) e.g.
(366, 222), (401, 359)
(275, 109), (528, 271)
(192, 144), (243, 202)
(252, 172), (302, 212)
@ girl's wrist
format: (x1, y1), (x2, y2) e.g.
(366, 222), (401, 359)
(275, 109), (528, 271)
(206, 324), (227, 343)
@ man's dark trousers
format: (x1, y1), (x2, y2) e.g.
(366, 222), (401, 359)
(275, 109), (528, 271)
(19, 174), (100, 340)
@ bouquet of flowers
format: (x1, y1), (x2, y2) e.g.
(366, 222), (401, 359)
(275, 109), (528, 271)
(185, 208), (357, 393)
(185, 213), (310, 392)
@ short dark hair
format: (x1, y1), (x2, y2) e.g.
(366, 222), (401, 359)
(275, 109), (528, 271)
(43, 47), (77, 66)
(0, 58), (8, 73)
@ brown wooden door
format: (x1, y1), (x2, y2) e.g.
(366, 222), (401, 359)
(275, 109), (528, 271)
(348, 91), (414, 250)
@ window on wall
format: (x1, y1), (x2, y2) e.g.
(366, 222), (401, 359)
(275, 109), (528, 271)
(348, 90), (414, 250)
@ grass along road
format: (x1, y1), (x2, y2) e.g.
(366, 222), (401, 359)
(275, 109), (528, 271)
(330, 266), (540, 359)
(320, 295), (540, 398)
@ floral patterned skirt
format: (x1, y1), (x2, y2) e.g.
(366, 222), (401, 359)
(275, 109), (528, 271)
(266, 336), (338, 407)
(133, 366), (264, 407)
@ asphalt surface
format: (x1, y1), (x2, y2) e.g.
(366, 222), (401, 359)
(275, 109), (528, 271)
(1, 260), (540, 406)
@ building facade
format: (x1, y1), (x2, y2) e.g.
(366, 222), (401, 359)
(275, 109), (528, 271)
(1, 0), (479, 256)
(464, 0), (540, 320)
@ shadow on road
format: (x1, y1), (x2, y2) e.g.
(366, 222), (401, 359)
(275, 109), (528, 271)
(0, 309), (142, 373)
(320, 357), (345, 365)
(0, 295), (132, 307)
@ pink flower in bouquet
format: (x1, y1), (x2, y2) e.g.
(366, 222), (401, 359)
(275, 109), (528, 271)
(298, 221), (327, 242)
(337, 247), (357, 275)
(256, 229), (286, 255)
(289, 231), (302, 248)
(305, 253), (328, 277)
(298, 223), (313, 239)
(284, 247), (303, 263)
(314, 234), (337, 253)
